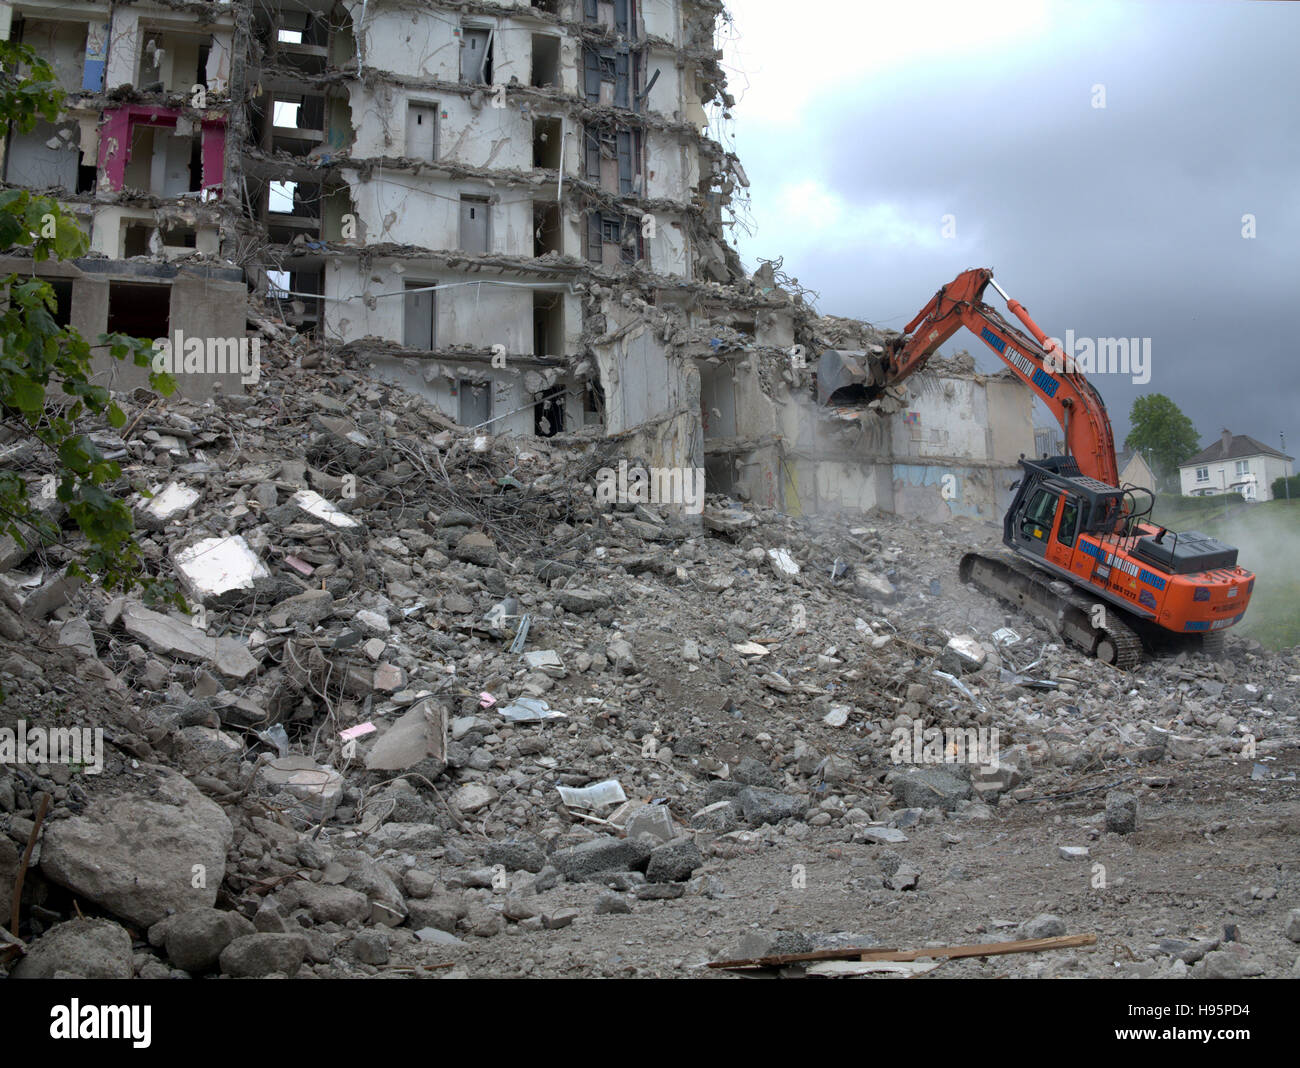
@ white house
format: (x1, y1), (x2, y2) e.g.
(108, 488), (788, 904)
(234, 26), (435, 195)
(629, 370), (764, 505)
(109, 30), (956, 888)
(1179, 430), (1294, 501)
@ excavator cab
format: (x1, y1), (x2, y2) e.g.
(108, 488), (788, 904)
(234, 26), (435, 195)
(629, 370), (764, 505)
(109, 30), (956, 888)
(1014, 483), (1059, 557)
(1006, 456), (1114, 556)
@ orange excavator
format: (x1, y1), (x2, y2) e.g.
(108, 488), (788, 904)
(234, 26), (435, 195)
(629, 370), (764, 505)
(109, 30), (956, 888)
(877, 267), (1253, 668)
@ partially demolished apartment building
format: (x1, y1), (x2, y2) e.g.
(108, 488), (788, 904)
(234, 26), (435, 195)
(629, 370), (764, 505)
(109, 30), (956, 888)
(0, 0), (1033, 520)
(0, 0), (245, 395)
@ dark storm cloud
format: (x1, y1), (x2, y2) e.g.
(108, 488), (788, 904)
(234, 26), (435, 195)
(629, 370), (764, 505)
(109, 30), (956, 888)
(730, 1), (1299, 451)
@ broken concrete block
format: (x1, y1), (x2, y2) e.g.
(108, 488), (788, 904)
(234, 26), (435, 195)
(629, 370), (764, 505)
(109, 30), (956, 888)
(288, 489), (363, 532)
(767, 547), (800, 578)
(823, 704), (850, 727)
(0, 533), (30, 571)
(267, 588), (335, 628)
(486, 840), (547, 873)
(737, 786), (808, 825)
(605, 636), (637, 673)
(853, 565), (897, 602)
(1105, 790), (1139, 834)
(118, 601), (259, 681)
(1284, 909), (1300, 943)
(886, 862), (920, 891)
(552, 837), (651, 881)
(1017, 914), (1066, 940)
(453, 531), (498, 566)
(21, 573), (83, 619)
(646, 837), (704, 882)
(701, 506), (755, 533)
(971, 759), (1023, 797)
(56, 617), (97, 659)
(173, 535), (269, 605)
(891, 767), (971, 811)
(452, 782), (497, 814)
(523, 649), (566, 677)
(371, 662), (406, 693)
(595, 893), (632, 915)
(291, 882), (371, 925)
(553, 587), (610, 613)
(138, 481), (201, 529)
(351, 608), (390, 636)
(858, 826), (909, 844)
(219, 933), (308, 978)
(542, 908), (578, 930)
(11, 918), (134, 979)
(1196, 943), (1267, 979)
(164, 907), (257, 973)
(364, 698), (447, 772)
(944, 635), (987, 672)
(40, 768), (233, 927)
(691, 800), (741, 833)
(624, 804), (675, 843)
(258, 755), (344, 821)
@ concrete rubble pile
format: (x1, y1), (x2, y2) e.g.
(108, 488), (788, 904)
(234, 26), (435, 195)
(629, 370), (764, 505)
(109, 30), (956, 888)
(0, 336), (1297, 979)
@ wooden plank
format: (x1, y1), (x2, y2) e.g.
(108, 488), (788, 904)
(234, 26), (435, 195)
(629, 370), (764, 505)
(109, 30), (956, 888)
(806, 960), (942, 978)
(708, 932), (1096, 970)
(855, 933), (1097, 963)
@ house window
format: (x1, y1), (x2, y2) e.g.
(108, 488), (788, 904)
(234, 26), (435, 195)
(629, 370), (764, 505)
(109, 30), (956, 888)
(1195, 466), (1209, 483)
(587, 211), (641, 265)
(583, 46), (634, 107)
(1234, 460), (1249, 477)
(582, 0), (633, 37)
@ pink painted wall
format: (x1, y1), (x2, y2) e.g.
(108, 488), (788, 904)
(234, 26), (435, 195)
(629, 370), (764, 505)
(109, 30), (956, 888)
(97, 105), (225, 194)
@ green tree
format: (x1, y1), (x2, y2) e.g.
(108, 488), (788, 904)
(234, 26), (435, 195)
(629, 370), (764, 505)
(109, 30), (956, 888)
(1125, 394), (1200, 490)
(0, 40), (177, 598)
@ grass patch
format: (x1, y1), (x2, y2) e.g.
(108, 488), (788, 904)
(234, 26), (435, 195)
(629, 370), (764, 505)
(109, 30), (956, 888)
(1150, 492), (1245, 530)
(1148, 497), (1300, 650)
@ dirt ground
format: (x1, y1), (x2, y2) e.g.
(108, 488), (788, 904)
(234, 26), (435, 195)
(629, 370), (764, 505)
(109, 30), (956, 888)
(430, 692), (1300, 979)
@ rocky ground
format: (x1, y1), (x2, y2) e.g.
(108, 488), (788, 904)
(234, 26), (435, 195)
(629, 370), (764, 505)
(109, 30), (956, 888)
(1, 339), (1297, 980)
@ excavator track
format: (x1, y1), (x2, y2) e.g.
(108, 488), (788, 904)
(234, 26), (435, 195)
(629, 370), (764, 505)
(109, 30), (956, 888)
(959, 550), (1145, 670)
(1199, 632), (1228, 660)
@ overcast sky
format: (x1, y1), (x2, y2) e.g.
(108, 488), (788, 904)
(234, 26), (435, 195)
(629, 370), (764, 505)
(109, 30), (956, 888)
(719, 0), (1298, 456)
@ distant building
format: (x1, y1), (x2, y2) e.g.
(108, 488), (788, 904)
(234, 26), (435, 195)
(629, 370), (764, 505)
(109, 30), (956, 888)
(1033, 425), (1062, 457)
(1116, 449), (1156, 490)
(1179, 430), (1294, 501)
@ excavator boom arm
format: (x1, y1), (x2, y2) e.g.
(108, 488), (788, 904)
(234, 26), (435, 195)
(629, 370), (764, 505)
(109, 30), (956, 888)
(887, 267), (1119, 485)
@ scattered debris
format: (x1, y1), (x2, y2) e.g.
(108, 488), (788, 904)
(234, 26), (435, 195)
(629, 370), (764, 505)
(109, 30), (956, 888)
(709, 933), (1099, 971)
